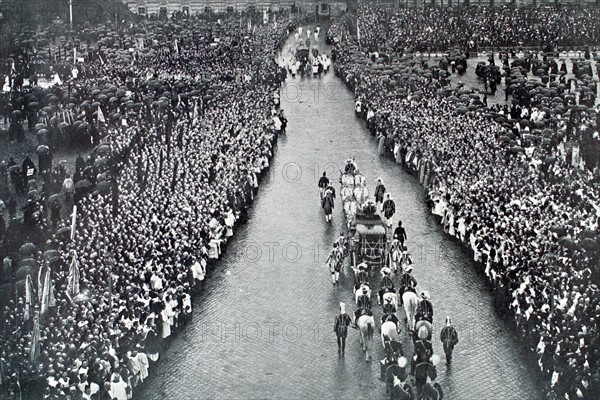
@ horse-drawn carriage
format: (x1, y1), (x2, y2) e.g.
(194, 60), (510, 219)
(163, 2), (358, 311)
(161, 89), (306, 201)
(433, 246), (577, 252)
(349, 204), (388, 273)
(296, 45), (309, 62)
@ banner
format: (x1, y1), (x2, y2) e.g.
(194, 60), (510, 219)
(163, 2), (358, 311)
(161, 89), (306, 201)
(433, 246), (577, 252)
(24, 275), (34, 321)
(97, 105), (105, 126)
(30, 313), (40, 364)
(40, 267), (55, 315)
(67, 251), (80, 301)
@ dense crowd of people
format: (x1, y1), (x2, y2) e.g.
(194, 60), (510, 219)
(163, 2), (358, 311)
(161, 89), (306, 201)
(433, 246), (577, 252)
(0, 11), (297, 400)
(356, 5), (600, 53)
(332, 5), (600, 399)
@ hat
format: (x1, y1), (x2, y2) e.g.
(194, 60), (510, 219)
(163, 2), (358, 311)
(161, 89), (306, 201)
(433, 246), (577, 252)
(398, 356), (407, 368)
(445, 316), (452, 326)
(420, 291), (429, 300)
(339, 302), (345, 313)
(377, 178), (382, 182)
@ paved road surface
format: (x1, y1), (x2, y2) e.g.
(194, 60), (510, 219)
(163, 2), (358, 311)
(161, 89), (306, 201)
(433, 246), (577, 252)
(138, 27), (544, 400)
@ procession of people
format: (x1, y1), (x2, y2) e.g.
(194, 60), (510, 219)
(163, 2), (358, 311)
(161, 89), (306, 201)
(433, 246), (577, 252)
(330, 5), (600, 399)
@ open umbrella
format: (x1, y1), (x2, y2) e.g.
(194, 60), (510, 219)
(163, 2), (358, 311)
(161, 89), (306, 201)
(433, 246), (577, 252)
(96, 181), (111, 193)
(508, 146), (524, 154)
(55, 226), (70, 238)
(48, 194), (62, 205)
(36, 145), (50, 154)
(16, 265), (37, 280)
(75, 179), (93, 190)
(44, 250), (61, 263)
(20, 243), (36, 256)
(579, 238), (599, 253)
(558, 237), (579, 251)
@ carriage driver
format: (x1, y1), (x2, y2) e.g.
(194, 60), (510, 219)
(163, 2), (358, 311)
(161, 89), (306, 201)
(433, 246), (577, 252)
(398, 265), (417, 305)
(415, 291), (434, 324)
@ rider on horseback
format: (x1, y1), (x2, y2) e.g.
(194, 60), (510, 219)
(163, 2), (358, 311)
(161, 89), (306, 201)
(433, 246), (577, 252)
(415, 291), (434, 324)
(398, 265), (417, 305)
(381, 302), (401, 334)
(318, 172), (329, 200)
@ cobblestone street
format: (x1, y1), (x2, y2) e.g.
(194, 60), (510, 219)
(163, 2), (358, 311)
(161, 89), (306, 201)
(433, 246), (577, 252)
(137, 29), (544, 400)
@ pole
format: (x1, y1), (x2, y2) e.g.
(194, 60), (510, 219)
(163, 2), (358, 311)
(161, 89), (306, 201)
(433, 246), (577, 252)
(69, 0), (73, 29)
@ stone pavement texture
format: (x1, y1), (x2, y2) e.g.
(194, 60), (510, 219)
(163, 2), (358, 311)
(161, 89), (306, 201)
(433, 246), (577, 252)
(137, 27), (544, 400)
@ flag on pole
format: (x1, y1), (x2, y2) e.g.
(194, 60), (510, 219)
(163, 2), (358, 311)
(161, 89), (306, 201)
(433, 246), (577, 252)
(174, 40), (179, 55)
(70, 205), (78, 240)
(67, 251), (80, 301)
(30, 312), (40, 364)
(356, 20), (361, 44)
(97, 106), (105, 126)
(40, 267), (53, 315)
(247, 19), (251, 33)
(24, 275), (34, 321)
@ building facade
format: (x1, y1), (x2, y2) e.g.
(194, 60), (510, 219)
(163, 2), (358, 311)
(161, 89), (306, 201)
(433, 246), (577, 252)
(123, 0), (599, 18)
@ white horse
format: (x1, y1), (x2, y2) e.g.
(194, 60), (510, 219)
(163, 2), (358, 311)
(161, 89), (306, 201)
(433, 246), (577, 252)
(389, 240), (403, 272)
(340, 186), (353, 202)
(353, 185), (368, 205)
(381, 320), (401, 348)
(356, 314), (374, 362)
(402, 291), (419, 331)
(355, 284), (371, 304)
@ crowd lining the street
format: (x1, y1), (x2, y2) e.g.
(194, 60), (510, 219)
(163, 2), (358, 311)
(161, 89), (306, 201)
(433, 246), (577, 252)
(330, 5), (600, 399)
(0, 12), (295, 400)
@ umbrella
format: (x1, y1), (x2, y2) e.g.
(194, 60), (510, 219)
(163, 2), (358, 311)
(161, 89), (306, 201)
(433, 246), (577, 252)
(16, 265), (37, 280)
(580, 229), (597, 240)
(44, 250), (61, 263)
(96, 181), (111, 193)
(558, 237), (579, 251)
(75, 180), (92, 189)
(20, 258), (36, 267)
(56, 226), (70, 237)
(36, 145), (50, 154)
(48, 194), (62, 205)
(550, 225), (568, 237)
(508, 146), (524, 154)
(579, 238), (599, 253)
(94, 158), (108, 168)
(20, 243), (36, 256)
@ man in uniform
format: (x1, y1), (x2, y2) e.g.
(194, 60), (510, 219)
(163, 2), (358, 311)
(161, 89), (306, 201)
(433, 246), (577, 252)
(334, 302), (351, 355)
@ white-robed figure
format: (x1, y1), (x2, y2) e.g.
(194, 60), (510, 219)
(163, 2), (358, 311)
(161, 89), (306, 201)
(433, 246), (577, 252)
(344, 193), (358, 220)
(298, 26), (303, 35)
(307, 27), (311, 38)
(353, 183), (369, 207)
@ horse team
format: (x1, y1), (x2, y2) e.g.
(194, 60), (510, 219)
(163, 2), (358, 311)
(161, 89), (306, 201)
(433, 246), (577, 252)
(327, 160), (458, 400)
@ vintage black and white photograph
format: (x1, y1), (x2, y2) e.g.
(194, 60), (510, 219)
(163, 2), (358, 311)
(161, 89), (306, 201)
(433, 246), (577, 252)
(0, 0), (599, 399)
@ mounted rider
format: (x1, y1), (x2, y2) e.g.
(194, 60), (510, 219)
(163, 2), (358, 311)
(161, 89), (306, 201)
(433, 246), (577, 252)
(398, 265), (417, 305)
(344, 157), (357, 174)
(381, 303), (401, 334)
(415, 291), (434, 324)
(318, 171), (329, 200)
